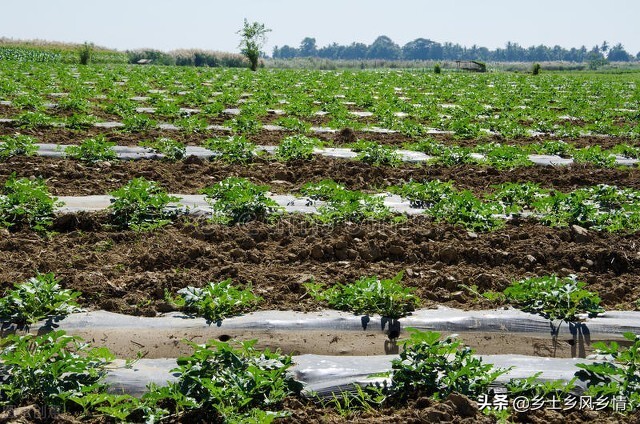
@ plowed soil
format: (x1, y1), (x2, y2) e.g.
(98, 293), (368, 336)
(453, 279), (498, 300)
(3, 155), (640, 196)
(2, 395), (630, 424)
(1, 214), (638, 317)
(1, 120), (639, 150)
(280, 396), (633, 424)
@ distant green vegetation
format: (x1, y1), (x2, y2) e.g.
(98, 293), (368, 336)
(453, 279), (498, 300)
(273, 35), (638, 66)
(0, 39), (246, 67)
(0, 41), (127, 64)
(0, 47), (62, 62)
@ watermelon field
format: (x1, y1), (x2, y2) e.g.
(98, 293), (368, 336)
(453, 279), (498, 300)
(1, 60), (640, 423)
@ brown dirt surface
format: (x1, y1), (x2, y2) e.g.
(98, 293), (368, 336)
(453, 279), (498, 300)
(2, 121), (638, 150)
(2, 156), (640, 197)
(1, 215), (638, 317)
(0, 397), (634, 424)
(280, 395), (636, 424)
(22, 326), (616, 359)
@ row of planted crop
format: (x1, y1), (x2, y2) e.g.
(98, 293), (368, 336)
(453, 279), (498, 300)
(1, 271), (602, 325)
(0, 271), (638, 421)
(1, 62), (637, 125)
(2, 132), (639, 169)
(0, 60), (637, 124)
(2, 173), (640, 234)
(4, 102), (640, 140)
(1, 62), (639, 138)
(3, 328), (637, 422)
(2, 61), (636, 107)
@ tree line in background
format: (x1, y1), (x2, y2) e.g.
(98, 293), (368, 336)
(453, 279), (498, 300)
(3, 28), (638, 70)
(273, 36), (639, 63)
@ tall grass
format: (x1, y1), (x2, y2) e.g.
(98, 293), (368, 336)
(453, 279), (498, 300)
(127, 48), (248, 67)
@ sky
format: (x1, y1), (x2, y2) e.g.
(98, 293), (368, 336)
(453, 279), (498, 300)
(1, 0), (639, 56)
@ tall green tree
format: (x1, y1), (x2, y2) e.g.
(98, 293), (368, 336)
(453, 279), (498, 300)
(367, 36), (401, 60)
(402, 38), (441, 60)
(342, 42), (369, 60)
(587, 47), (607, 69)
(273, 45), (298, 59)
(268, 34), (633, 64)
(607, 43), (631, 62)
(318, 42), (345, 59)
(237, 19), (271, 71)
(299, 37), (317, 57)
